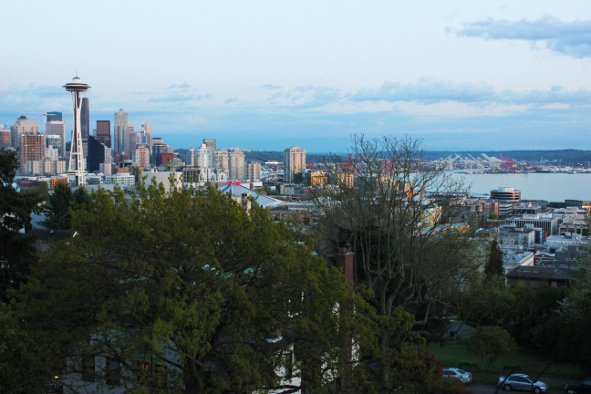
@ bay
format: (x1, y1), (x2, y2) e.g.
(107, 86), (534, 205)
(447, 172), (591, 202)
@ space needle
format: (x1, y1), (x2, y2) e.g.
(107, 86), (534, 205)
(63, 76), (90, 186)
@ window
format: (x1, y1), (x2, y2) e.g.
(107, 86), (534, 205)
(81, 355), (96, 382)
(106, 358), (121, 386)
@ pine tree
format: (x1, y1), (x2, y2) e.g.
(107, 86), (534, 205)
(484, 238), (505, 286)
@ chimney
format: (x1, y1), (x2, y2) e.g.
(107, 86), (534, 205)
(336, 243), (355, 286)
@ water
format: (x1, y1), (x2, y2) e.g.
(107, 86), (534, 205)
(447, 172), (591, 202)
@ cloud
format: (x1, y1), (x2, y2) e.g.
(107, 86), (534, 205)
(167, 83), (191, 90)
(147, 92), (212, 103)
(451, 16), (591, 58)
(261, 84), (282, 90)
(350, 79), (591, 107)
(224, 97), (238, 104)
(272, 86), (347, 109)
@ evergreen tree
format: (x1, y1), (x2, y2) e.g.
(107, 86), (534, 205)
(42, 181), (73, 230)
(0, 148), (42, 301)
(484, 239), (504, 287)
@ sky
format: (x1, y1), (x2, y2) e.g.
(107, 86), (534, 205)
(1, 0), (590, 153)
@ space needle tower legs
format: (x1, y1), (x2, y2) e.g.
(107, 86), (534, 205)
(63, 76), (90, 187)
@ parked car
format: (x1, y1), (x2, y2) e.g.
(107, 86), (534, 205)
(498, 374), (548, 393)
(442, 368), (472, 383)
(565, 378), (591, 394)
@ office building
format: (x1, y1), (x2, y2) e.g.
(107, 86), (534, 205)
(45, 135), (62, 160)
(135, 145), (150, 168)
(0, 126), (10, 149)
(10, 116), (39, 149)
(114, 108), (128, 156)
(46, 111), (62, 122)
(229, 149), (245, 181)
(45, 119), (67, 157)
(283, 146), (306, 183)
(203, 139), (216, 150)
(87, 135), (111, 173)
(141, 122), (152, 149)
(215, 149), (229, 175)
(247, 161), (261, 181)
(19, 133), (45, 174)
(81, 98), (90, 158)
(95, 120), (111, 148)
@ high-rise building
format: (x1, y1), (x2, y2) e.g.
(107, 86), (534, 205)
(203, 139), (216, 150)
(229, 149), (245, 181)
(186, 149), (196, 167)
(215, 149), (229, 175)
(141, 122), (152, 149)
(135, 145), (150, 168)
(87, 135), (111, 173)
(0, 125), (11, 149)
(114, 108), (128, 156)
(19, 133), (45, 174)
(197, 143), (214, 168)
(46, 111), (62, 122)
(10, 116), (39, 149)
(283, 146), (306, 183)
(128, 125), (136, 157)
(45, 120), (67, 157)
(95, 120), (111, 148)
(45, 135), (62, 160)
(247, 161), (261, 181)
(81, 98), (90, 142)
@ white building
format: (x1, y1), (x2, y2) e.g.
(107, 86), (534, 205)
(283, 146), (306, 183)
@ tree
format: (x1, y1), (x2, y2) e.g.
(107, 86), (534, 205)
(466, 326), (514, 372)
(0, 148), (43, 301)
(484, 239), (504, 287)
(16, 183), (377, 393)
(312, 135), (476, 389)
(42, 181), (73, 229)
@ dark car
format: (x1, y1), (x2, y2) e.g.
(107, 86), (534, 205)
(565, 378), (591, 394)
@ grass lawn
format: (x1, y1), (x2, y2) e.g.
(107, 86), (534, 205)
(427, 342), (584, 380)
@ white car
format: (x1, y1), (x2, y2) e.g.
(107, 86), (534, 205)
(442, 367), (472, 383)
(498, 374), (548, 393)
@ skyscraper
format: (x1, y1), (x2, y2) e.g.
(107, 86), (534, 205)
(0, 126), (10, 149)
(45, 119), (66, 157)
(87, 135), (110, 173)
(10, 116), (39, 149)
(141, 122), (152, 149)
(247, 161), (261, 181)
(203, 139), (216, 150)
(46, 111), (62, 122)
(114, 108), (128, 156)
(19, 133), (44, 174)
(229, 149), (245, 181)
(95, 120), (111, 148)
(283, 146), (306, 183)
(81, 98), (89, 142)
(215, 149), (229, 175)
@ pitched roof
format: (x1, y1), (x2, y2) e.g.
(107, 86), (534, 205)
(217, 182), (282, 208)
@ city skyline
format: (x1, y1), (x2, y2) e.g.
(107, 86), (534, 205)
(1, 1), (590, 152)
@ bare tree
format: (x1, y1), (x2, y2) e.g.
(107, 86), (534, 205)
(312, 134), (479, 389)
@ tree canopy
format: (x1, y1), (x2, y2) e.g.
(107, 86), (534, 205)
(312, 135), (477, 389)
(0, 148), (43, 302)
(16, 182), (376, 393)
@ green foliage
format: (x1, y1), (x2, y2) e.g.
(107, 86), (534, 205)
(16, 183), (377, 392)
(0, 305), (54, 393)
(488, 213), (499, 220)
(466, 326), (515, 372)
(0, 148), (43, 302)
(42, 182), (73, 229)
(484, 239), (504, 287)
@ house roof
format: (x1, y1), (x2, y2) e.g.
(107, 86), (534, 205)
(217, 182), (283, 208)
(506, 266), (574, 282)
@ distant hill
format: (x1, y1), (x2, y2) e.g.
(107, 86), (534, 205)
(177, 149), (591, 166)
(423, 150), (591, 165)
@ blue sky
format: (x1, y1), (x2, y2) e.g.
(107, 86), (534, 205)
(1, 0), (590, 152)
